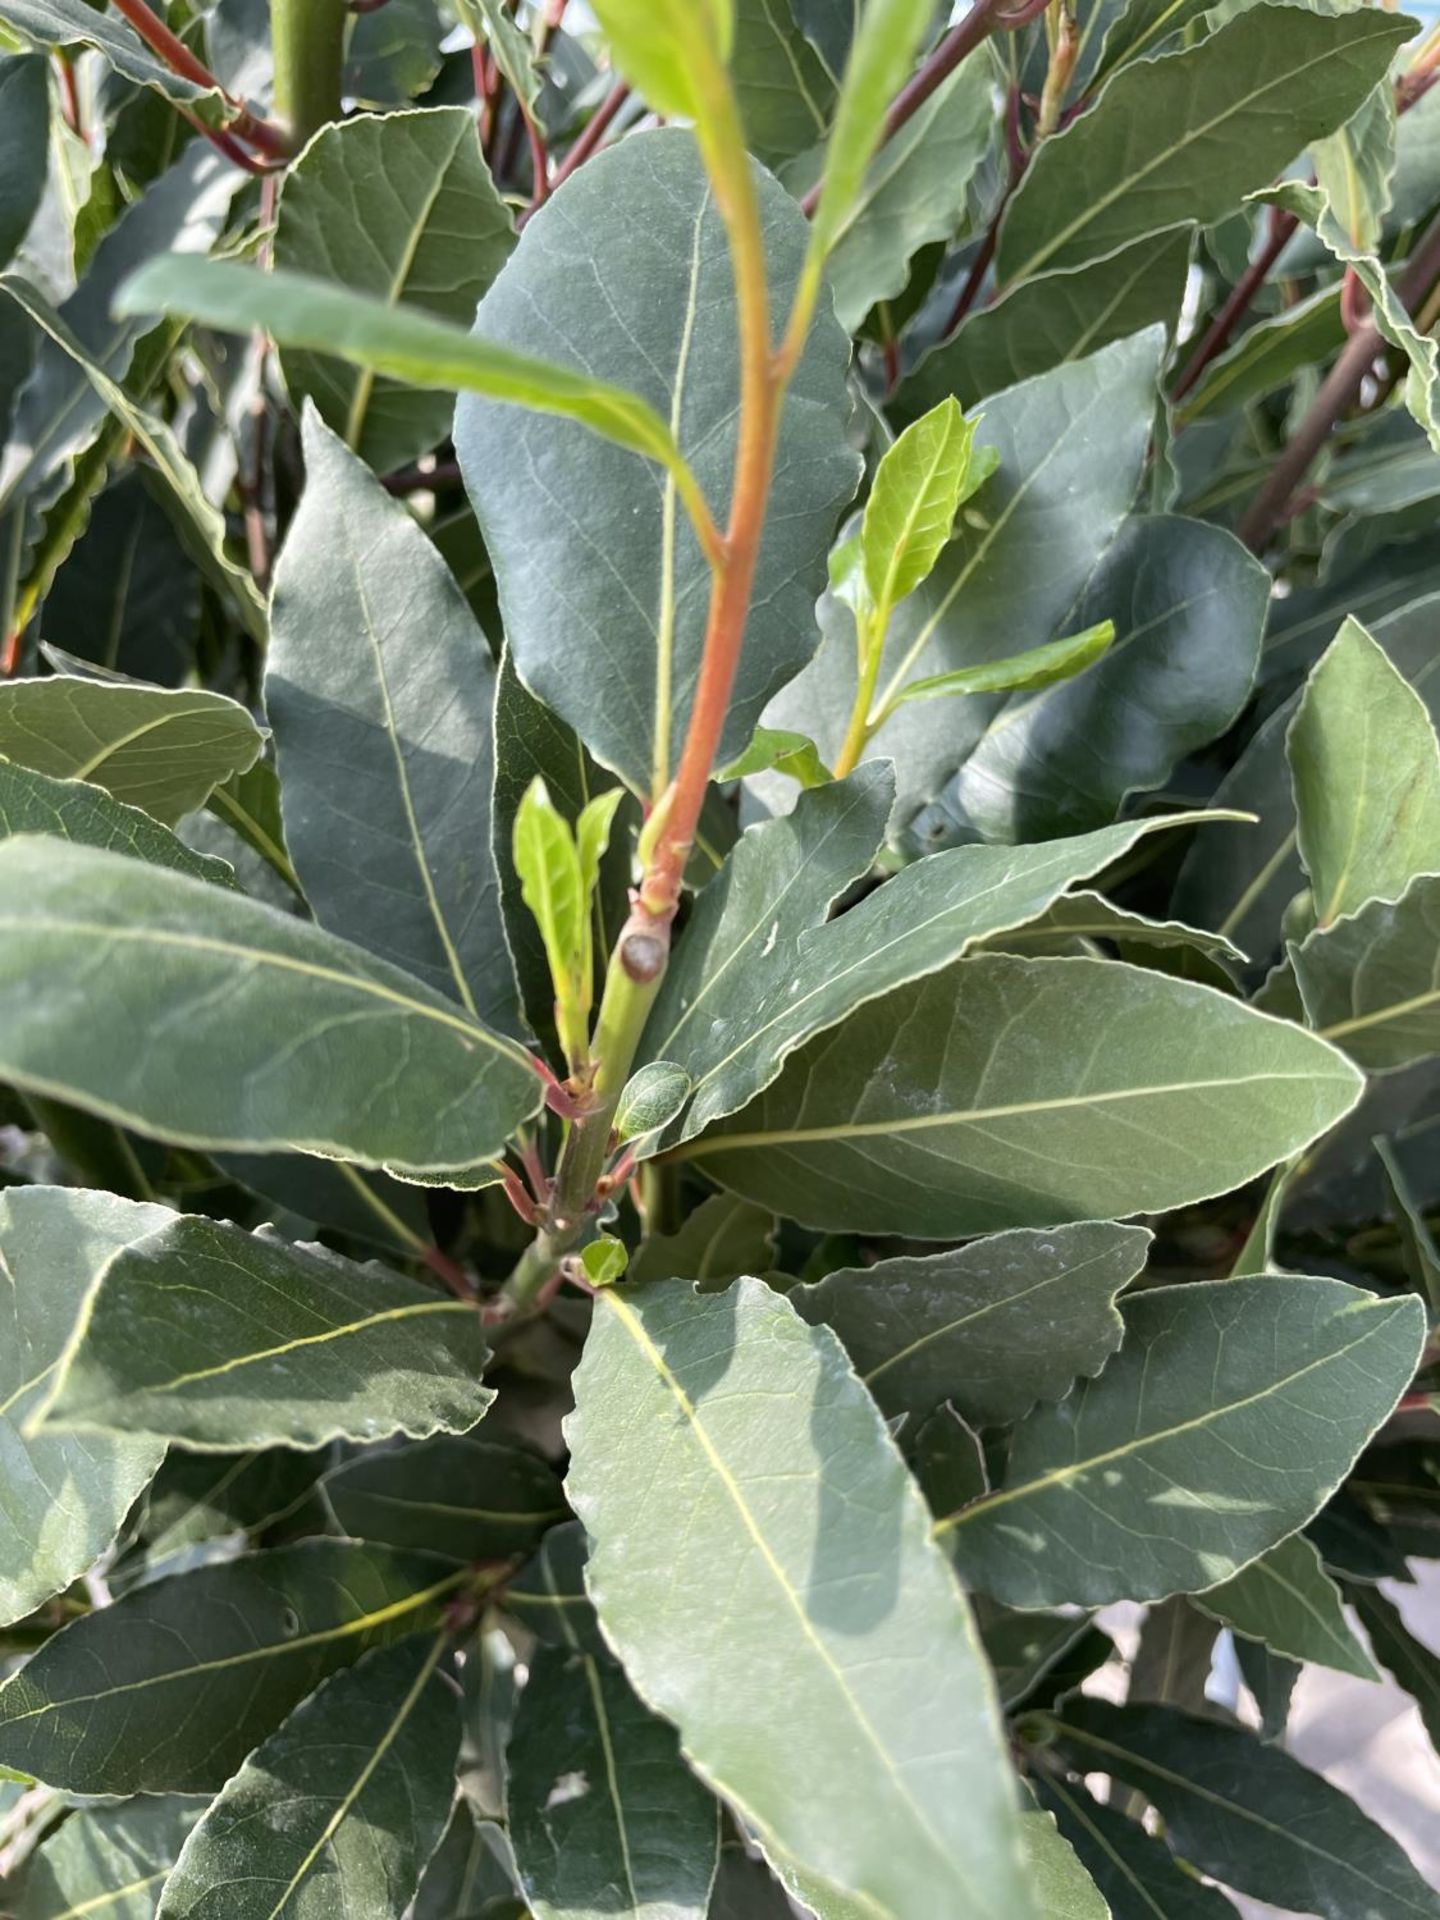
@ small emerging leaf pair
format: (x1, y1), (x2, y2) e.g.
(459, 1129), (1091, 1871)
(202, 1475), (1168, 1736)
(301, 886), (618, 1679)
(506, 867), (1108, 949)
(513, 776), (624, 1070)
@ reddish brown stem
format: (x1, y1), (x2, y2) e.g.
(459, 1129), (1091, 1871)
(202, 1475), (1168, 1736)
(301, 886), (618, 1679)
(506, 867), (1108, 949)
(1238, 208), (1440, 551)
(423, 1245), (478, 1301)
(551, 79), (630, 190)
(942, 93), (1027, 336)
(1171, 207), (1299, 403)
(382, 456), (462, 495)
(526, 112), (551, 208)
(111, 0), (291, 158)
(55, 52), (84, 139)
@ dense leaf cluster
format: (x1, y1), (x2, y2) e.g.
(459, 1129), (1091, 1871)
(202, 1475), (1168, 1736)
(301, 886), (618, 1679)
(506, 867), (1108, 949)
(0, 0), (1438, 1914)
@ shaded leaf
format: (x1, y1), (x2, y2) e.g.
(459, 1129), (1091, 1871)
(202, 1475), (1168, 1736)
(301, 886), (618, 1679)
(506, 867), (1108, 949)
(508, 1645), (721, 1920)
(157, 1635), (460, 1919)
(0, 0), (223, 120)
(16, 1796), (201, 1920)
(1347, 1583), (1440, 1756)
(269, 410), (517, 1030)
(505, 1518), (605, 1654)
(1294, 872), (1440, 1072)
(733, 0), (836, 165)
(1192, 1533), (1381, 1679)
(38, 1213), (494, 1451)
(941, 1275), (1424, 1606)
(457, 129), (857, 793)
(627, 1193), (777, 1288)
(0, 1185), (169, 1629)
(1287, 616), (1440, 928)
(684, 955), (1362, 1237)
(996, 4), (1411, 282)
(0, 1540), (461, 1793)
(1046, 1699), (1440, 1920)
(275, 108), (514, 474)
(792, 1221), (1150, 1427)
(0, 757), (234, 885)
(1179, 282), (1345, 424)
(0, 56), (48, 269)
(949, 515), (1267, 841)
(40, 472), (200, 682)
(0, 676), (263, 827)
(321, 1435), (566, 1563)
(566, 1278), (1035, 1920)
(0, 839), (542, 1177)
(1034, 1772), (1236, 1920)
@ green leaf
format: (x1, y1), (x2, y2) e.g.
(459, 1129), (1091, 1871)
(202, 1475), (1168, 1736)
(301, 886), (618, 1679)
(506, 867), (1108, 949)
(206, 758), (299, 889)
(1178, 281), (1346, 423)
(614, 1060), (693, 1142)
(805, 0), (940, 274)
(0, 676), (263, 827)
(274, 108), (514, 475)
(508, 1646), (721, 1920)
(1347, 1583), (1440, 1757)
(0, 56), (47, 269)
(627, 1193), (776, 1288)
(269, 410), (518, 1031)
(0, 757), (235, 885)
(793, 1222), (1149, 1429)
(733, 0), (836, 165)
(589, 0), (731, 121)
(1019, 1810), (1109, 1920)
(646, 768), (1233, 1145)
(1192, 1533), (1380, 1680)
(790, 51), (994, 333)
(0, 839), (542, 1177)
(114, 256), (699, 493)
(892, 620), (1114, 709)
(862, 397), (985, 613)
(157, 1636), (458, 1919)
(0, 0), (223, 118)
(514, 773), (588, 1057)
(16, 1796), (202, 1920)
(1288, 616), (1440, 928)
(940, 1275), (1424, 1606)
(1045, 1700), (1440, 1920)
(457, 130), (857, 793)
(766, 331), (1162, 825)
(506, 1519), (606, 1654)
(576, 787), (625, 917)
(1294, 872), (1440, 1071)
(580, 1235), (629, 1288)
(37, 1213), (494, 1451)
(491, 654), (633, 1060)
(40, 472), (200, 684)
(900, 230), (1192, 419)
(949, 515), (1268, 841)
(0, 1540), (462, 1793)
(320, 1435), (565, 1564)
(0, 1186), (170, 1630)
(1034, 1772), (1237, 1920)
(411, 1806), (522, 1920)
(716, 726), (833, 787)
(456, 0), (540, 115)
(1313, 80), (1396, 259)
(995, 3), (1412, 283)
(684, 956), (1362, 1237)
(995, 892), (1244, 971)
(1379, 1138), (1440, 1316)
(567, 1279), (1036, 1920)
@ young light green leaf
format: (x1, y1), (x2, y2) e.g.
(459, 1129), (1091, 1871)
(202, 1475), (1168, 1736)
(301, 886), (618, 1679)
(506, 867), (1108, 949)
(275, 108), (515, 474)
(0, 1186), (170, 1631)
(792, 1221), (1150, 1428)
(567, 1279), (1036, 1920)
(941, 1276), (1424, 1607)
(862, 397), (983, 614)
(507, 1646), (721, 1920)
(996, 3), (1413, 283)
(1192, 1533), (1381, 1680)
(114, 255), (704, 504)
(269, 409), (518, 1030)
(37, 1214), (495, 1452)
(514, 774), (588, 1061)
(0, 676), (264, 826)
(0, 757), (235, 885)
(685, 956), (1363, 1237)
(891, 620), (1114, 710)
(1294, 872), (1440, 1071)
(1045, 1700), (1440, 1920)
(17, 1796), (202, 1920)
(0, 1541), (463, 1794)
(716, 726), (834, 788)
(157, 1635), (459, 1920)
(1287, 616), (1440, 928)
(0, 838), (542, 1177)
(320, 1434), (565, 1565)
(580, 1235), (630, 1288)
(589, 0), (732, 120)
(575, 788), (626, 910)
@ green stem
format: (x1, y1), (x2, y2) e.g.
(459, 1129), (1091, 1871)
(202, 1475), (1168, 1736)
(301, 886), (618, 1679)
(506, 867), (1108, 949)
(832, 608), (886, 779)
(270, 0), (348, 149)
